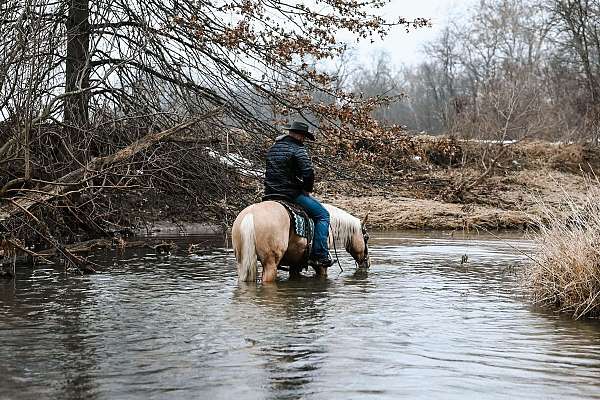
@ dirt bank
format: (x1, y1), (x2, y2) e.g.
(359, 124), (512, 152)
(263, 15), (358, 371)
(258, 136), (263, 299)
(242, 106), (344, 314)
(129, 137), (594, 232)
(317, 137), (596, 231)
(140, 137), (594, 232)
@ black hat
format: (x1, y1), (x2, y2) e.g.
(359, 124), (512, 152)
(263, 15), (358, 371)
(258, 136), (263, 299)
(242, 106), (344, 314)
(284, 121), (315, 140)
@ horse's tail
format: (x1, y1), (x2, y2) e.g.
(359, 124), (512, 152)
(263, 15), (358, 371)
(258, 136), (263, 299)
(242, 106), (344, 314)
(237, 213), (257, 282)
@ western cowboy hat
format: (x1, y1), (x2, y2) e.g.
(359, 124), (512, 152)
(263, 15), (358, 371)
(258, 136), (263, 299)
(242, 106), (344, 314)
(284, 120), (315, 141)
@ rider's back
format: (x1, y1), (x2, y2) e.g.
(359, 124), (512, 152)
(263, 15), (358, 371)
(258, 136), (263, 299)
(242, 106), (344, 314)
(264, 135), (314, 199)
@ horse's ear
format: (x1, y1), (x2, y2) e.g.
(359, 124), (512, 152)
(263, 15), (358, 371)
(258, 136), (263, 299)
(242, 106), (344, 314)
(362, 210), (370, 227)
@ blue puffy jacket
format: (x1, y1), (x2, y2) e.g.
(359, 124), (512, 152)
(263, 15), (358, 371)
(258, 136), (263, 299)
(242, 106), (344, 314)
(264, 134), (315, 199)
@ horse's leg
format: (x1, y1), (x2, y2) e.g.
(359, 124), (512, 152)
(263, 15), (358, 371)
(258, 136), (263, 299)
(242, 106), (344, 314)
(251, 201), (290, 284)
(313, 265), (328, 278)
(261, 256), (280, 283)
(289, 266), (302, 279)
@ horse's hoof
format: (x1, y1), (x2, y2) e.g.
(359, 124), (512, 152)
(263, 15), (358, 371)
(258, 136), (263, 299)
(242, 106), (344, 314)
(312, 266), (328, 278)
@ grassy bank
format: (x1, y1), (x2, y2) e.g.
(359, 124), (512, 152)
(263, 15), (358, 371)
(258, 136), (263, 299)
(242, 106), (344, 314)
(524, 187), (600, 319)
(319, 136), (597, 232)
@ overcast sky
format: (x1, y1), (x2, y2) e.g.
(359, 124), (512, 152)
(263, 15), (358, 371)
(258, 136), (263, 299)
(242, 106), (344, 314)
(346, 0), (478, 67)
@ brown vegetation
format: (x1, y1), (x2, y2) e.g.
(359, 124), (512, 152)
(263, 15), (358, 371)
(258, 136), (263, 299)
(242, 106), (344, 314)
(525, 186), (600, 319)
(318, 136), (595, 232)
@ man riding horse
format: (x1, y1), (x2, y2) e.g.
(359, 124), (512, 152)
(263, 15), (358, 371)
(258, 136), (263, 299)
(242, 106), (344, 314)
(263, 120), (334, 270)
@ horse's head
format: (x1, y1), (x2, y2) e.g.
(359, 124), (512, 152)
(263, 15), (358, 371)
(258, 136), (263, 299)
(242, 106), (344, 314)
(349, 212), (371, 269)
(325, 204), (371, 270)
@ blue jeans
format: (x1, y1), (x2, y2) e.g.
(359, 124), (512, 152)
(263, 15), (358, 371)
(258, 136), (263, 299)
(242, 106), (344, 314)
(294, 194), (330, 259)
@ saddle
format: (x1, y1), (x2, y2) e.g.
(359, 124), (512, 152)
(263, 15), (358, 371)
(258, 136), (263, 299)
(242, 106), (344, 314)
(262, 194), (314, 263)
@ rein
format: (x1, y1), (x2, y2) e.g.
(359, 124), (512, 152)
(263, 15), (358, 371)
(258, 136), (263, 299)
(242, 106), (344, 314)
(330, 228), (343, 272)
(333, 224), (370, 271)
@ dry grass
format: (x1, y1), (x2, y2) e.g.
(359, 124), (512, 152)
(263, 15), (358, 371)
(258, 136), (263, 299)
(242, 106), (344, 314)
(526, 185), (600, 319)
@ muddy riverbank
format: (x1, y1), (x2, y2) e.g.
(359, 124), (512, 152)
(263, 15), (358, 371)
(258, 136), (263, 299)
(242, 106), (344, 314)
(320, 169), (587, 231)
(315, 137), (597, 231)
(135, 138), (593, 233)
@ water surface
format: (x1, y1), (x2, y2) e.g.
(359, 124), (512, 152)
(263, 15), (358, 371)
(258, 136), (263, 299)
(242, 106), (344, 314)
(2, 232), (600, 399)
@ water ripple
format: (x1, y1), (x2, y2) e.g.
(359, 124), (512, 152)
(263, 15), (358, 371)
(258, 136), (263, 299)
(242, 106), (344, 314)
(1, 233), (600, 399)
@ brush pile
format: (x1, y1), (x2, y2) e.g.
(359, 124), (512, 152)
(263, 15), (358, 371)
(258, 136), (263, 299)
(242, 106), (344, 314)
(337, 134), (464, 171)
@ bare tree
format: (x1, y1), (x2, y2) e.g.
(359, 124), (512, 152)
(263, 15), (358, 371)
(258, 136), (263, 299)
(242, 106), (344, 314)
(0, 0), (428, 268)
(552, 0), (600, 101)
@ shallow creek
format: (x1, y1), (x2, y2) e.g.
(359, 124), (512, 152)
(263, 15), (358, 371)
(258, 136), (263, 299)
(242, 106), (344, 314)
(2, 232), (600, 399)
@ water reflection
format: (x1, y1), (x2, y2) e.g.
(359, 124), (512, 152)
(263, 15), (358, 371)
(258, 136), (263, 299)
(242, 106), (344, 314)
(232, 279), (331, 399)
(0, 267), (101, 400)
(2, 233), (600, 400)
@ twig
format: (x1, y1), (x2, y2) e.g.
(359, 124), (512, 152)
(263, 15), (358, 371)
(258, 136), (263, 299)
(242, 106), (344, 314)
(6, 238), (55, 265)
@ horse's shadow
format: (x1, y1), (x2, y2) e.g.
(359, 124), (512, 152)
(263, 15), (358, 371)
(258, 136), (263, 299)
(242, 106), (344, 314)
(346, 266), (370, 281)
(230, 278), (334, 396)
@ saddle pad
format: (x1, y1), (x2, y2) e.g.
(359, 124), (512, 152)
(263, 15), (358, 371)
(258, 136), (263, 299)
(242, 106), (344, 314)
(275, 200), (314, 240)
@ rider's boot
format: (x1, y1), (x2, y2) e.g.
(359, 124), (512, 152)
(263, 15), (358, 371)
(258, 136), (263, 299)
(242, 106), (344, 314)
(309, 253), (334, 269)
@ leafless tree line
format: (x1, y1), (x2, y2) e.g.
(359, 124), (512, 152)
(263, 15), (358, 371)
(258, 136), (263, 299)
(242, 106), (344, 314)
(346, 0), (600, 143)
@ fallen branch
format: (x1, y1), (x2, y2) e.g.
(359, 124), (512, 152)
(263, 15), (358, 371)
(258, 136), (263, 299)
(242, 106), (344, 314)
(0, 108), (222, 223)
(36, 238), (178, 256)
(38, 238), (113, 256)
(6, 238), (55, 265)
(7, 198), (97, 273)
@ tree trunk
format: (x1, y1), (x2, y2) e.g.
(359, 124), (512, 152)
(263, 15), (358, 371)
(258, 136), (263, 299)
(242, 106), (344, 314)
(64, 0), (90, 127)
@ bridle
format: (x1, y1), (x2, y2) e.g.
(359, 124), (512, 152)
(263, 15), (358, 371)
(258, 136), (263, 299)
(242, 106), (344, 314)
(358, 224), (370, 268)
(332, 224), (371, 271)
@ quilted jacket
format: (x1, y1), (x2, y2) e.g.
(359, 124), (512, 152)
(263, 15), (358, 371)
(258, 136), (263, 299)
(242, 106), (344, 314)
(264, 134), (315, 199)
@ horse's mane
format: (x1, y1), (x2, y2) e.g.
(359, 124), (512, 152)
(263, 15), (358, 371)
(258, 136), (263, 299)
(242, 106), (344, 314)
(324, 204), (362, 247)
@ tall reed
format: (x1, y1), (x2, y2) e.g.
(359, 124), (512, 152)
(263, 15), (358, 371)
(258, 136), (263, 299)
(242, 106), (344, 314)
(526, 185), (600, 319)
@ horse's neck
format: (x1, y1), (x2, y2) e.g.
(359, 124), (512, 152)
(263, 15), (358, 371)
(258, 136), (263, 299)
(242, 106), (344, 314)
(327, 210), (360, 249)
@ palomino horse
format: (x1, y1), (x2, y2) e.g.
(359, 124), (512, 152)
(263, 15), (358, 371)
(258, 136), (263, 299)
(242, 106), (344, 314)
(232, 201), (370, 282)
